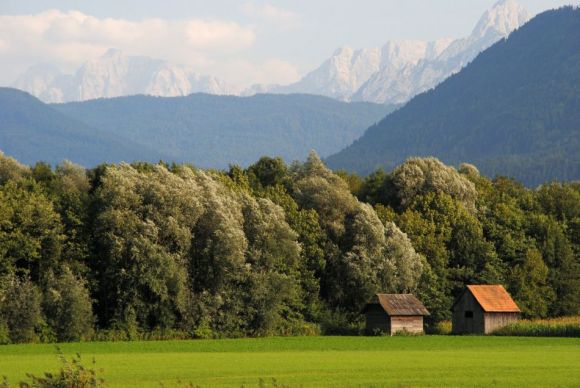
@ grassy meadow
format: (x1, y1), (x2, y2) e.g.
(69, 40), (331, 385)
(1, 336), (579, 387)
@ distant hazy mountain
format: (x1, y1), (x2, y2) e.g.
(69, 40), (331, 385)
(53, 93), (395, 168)
(0, 88), (168, 166)
(11, 64), (71, 104)
(326, 7), (580, 186)
(13, 49), (236, 103)
(13, 1), (529, 105)
(249, 0), (529, 104)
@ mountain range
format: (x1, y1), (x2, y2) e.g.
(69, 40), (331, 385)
(0, 87), (393, 167)
(2, 2), (579, 187)
(52, 94), (394, 168)
(326, 6), (580, 186)
(260, 0), (529, 104)
(13, 50), (237, 103)
(352, 0), (529, 104)
(0, 88), (168, 166)
(13, 0), (529, 105)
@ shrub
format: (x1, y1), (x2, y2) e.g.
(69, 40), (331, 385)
(90, 328), (191, 342)
(19, 348), (104, 388)
(426, 320), (452, 335)
(0, 319), (10, 344)
(392, 329), (424, 336)
(0, 276), (43, 343)
(192, 321), (215, 339)
(318, 309), (363, 335)
(285, 322), (320, 337)
(43, 268), (94, 342)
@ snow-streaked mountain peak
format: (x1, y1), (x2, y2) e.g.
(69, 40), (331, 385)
(270, 0), (530, 104)
(15, 1), (531, 105)
(14, 50), (236, 103)
(473, 0), (530, 39)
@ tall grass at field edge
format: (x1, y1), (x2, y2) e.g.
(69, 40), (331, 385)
(492, 316), (580, 337)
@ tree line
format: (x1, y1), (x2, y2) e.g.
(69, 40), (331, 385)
(0, 151), (578, 343)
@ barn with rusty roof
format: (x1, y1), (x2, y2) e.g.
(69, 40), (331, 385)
(452, 285), (521, 334)
(363, 294), (429, 335)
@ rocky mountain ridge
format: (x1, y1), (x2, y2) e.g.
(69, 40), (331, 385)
(13, 49), (237, 103)
(13, 1), (530, 104)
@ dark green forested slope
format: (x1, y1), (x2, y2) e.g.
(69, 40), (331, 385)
(0, 88), (168, 166)
(53, 93), (395, 168)
(326, 7), (580, 186)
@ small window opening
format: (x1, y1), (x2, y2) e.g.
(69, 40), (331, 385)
(465, 311), (474, 318)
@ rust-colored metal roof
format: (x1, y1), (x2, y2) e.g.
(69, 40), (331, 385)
(370, 294), (429, 316)
(467, 285), (521, 312)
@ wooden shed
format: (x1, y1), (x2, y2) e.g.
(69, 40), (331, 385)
(363, 294), (429, 335)
(452, 285), (521, 334)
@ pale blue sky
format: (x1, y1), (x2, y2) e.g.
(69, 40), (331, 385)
(0, 0), (576, 87)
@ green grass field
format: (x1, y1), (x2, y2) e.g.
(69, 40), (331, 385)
(0, 336), (579, 387)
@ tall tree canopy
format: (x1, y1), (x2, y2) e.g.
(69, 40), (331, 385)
(0, 153), (578, 343)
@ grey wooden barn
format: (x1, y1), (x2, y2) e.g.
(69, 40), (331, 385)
(363, 294), (429, 335)
(452, 285), (521, 334)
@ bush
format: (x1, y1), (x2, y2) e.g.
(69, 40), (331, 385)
(284, 322), (320, 337)
(492, 316), (580, 337)
(43, 268), (94, 342)
(392, 329), (424, 336)
(426, 320), (452, 335)
(318, 309), (363, 335)
(0, 276), (43, 343)
(90, 328), (191, 342)
(19, 348), (104, 388)
(369, 328), (389, 336)
(192, 319), (215, 339)
(0, 319), (10, 344)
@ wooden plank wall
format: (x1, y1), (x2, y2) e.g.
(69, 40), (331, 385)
(452, 291), (485, 334)
(365, 305), (391, 334)
(390, 316), (423, 334)
(484, 312), (520, 334)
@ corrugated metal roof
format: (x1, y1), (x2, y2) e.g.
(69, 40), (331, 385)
(467, 285), (521, 313)
(371, 294), (429, 316)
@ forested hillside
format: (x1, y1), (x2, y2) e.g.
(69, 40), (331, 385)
(53, 93), (395, 168)
(0, 151), (577, 343)
(327, 7), (580, 186)
(0, 88), (168, 166)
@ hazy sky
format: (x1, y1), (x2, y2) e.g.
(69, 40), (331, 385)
(0, 0), (576, 87)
